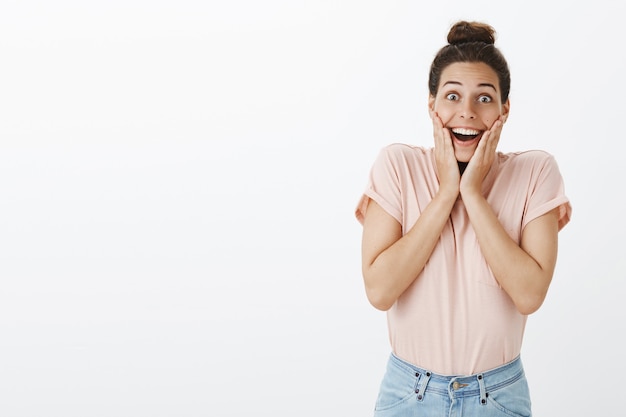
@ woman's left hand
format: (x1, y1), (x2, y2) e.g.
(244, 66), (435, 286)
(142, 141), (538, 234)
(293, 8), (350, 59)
(460, 117), (503, 195)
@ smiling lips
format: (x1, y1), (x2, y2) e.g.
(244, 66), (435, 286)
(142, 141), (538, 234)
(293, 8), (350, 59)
(451, 127), (481, 142)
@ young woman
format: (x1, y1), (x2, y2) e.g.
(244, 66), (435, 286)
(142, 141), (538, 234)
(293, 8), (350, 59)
(355, 21), (571, 417)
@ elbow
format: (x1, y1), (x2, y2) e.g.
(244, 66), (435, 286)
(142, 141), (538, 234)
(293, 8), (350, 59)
(505, 272), (552, 315)
(362, 265), (399, 311)
(367, 294), (394, 311)
(513, 293), (546, 316)
(364, 282), (395, 311)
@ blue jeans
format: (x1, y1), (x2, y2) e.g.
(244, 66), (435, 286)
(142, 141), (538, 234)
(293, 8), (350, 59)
(373, 353), (532, 417)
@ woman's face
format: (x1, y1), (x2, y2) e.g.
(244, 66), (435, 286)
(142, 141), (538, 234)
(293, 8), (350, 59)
(429, 62), (510, 162)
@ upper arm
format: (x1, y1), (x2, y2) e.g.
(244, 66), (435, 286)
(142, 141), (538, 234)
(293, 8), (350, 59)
(520, 207), (560, 285)
(361, 198), (402, 272)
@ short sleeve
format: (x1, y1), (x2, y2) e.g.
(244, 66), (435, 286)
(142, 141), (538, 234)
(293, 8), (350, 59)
(355, 145), (404, 225)
(523, 153), (572, 231)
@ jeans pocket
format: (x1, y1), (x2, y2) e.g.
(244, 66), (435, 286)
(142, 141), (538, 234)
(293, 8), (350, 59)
(484, 374), (532, 417)
(374, 362), (419, 412)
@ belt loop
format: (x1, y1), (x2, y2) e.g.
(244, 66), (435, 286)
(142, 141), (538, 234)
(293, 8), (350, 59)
(415, 371), (432, 402)
(477, 374), (487, 406)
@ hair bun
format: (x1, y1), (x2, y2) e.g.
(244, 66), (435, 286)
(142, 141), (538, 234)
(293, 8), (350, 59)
(447, 21), (496, 45)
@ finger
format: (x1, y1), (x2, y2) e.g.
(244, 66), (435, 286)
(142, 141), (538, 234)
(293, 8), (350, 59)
(479, 119), (501, 153)
(431, 113), (445, 146)
(441, 125), (454, 152)
(482, 121), (502, 165)
(431, 111), (443, 132)
(487, 119), (503, 151)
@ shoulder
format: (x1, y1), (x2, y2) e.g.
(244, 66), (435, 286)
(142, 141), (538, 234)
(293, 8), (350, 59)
(377, 143), (432, 165)
(497, 149), (559, 171)
(382, 142), (430, 154)
(495, 150), (567, 195)
(371, 143), (434, 180)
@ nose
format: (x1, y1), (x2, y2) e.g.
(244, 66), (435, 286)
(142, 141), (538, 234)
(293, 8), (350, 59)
(460, 101), (477, 119)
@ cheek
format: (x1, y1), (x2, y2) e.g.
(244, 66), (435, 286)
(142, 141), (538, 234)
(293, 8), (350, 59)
(483, 110), (502, 127)
(433, 106), (453, 123)
(431, 97), (449, 114)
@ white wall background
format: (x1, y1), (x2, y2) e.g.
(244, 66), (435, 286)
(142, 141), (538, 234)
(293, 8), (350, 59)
(1, 1), (623, 416)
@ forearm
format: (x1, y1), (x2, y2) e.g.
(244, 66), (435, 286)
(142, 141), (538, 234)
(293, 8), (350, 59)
(363, 191), (457, 310)
(461, 191), (555, 314)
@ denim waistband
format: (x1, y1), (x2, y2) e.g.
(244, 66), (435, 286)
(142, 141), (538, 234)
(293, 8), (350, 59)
(388, 353), (525, 403)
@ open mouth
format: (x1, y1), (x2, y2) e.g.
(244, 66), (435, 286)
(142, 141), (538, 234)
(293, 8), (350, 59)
(450, 128), (481, 142)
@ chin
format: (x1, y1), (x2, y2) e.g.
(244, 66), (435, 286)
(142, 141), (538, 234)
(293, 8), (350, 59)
(454, 151), (474, 163)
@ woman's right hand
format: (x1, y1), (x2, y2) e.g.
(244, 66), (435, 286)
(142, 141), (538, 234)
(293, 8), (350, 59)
(430, 110), (460, 198)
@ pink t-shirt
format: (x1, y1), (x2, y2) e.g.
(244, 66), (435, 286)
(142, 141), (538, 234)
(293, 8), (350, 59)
(356, 143), (572, 375)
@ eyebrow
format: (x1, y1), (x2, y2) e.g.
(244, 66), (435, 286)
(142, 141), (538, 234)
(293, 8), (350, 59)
(442, 81), (497, 91)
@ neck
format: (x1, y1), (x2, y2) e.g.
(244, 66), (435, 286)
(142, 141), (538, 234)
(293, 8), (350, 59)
(457, 160), (468, 176)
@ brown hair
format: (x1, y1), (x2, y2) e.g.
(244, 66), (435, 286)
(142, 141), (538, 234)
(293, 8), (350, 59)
(428, 21), (511, 102)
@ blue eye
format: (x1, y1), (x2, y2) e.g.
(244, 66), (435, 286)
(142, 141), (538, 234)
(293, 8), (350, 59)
(446, 93), (459, 101)
(478, 95), (492, 103)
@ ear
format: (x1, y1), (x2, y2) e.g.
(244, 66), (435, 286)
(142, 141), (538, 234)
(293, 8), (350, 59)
(501, 99), (511, 123)
(428, 95), (435, 117)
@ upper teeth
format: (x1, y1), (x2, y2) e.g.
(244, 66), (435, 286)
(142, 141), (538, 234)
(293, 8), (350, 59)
(452, 128), (480, 135)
